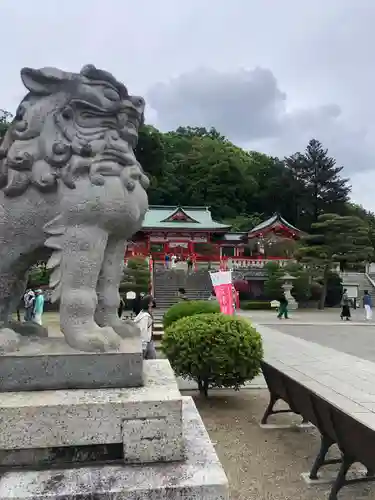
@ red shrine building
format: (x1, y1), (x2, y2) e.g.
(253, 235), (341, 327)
(126, 206), (302, 267)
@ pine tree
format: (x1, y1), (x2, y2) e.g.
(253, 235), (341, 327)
(285, 139), (351, 226)
(298, 213), (373, 308)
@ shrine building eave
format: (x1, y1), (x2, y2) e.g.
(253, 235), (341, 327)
(220, 232), (247, 242)
(248, 213), (302, 239)
(141, 205), (231, 232)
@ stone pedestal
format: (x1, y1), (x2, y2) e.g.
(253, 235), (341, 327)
(0, 336), (143, 391)
(0, 398), (228, 499)
(0, 359), (229, 499)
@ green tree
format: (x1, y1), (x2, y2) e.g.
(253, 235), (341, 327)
(321, 271), (343, 307)
(263, 262), (284, 300)
(120, 257), (150, 296)
(0, 109), (12, 142)
(175, 126), (226, 141)
(135, 125), (165, 178)
(345, 203), (375, 261)
(246, 152), (305, 229)
(264, 261), (312, 303)
(224, 213), (264, 232)
(149, 131), (257, 219)
(285, 139), (351, 226)
(285, 262), (312, 303)
(298, 213), (373, 308)
(27, 262), (50, 287)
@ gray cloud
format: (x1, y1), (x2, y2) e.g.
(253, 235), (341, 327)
(148, 67), (375, 175)
(148, 67), (286, 141)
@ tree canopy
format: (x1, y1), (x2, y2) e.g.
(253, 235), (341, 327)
(2, 105), (374, 259)
(297, 213), (373, 307)
(285, 139), (351, 227)
(135, 126), (362, 236)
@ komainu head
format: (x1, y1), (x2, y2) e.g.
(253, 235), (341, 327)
(0, 64), (149, 197)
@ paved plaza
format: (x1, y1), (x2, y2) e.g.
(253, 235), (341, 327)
(241, 309), (375, 363)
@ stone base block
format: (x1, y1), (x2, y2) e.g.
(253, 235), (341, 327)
(0, 398), (229, 500)
(0, 336), (143, 392)
(4, 320), (48, 338)
(301, 468), (367, 485)
(259, 422), (314, 430)
(0, 360), (184, 464)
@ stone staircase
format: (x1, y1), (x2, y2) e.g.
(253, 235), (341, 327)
(341, 272), (375, 305)
(153, 266), (212, 309)
(152, 265), (212, 339)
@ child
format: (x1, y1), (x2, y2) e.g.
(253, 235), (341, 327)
(133, 295), (156, 359)
(33, 289), (45, 325)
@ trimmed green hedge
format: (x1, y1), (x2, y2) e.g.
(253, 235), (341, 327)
(240, 300), (272, 310)
(162, 313), (263, 396)
(163, 300), (220, 328)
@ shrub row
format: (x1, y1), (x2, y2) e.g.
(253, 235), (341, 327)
(240, 300), (272, 310)
(163, 300), (220, 328)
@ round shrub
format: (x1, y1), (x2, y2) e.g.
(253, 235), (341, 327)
(163, 300), (220, 328)
(162, 313), (263, 396)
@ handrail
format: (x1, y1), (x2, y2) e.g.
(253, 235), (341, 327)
(365, 272), (375, 289)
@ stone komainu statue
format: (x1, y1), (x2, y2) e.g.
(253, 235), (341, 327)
(0, 65), (149, 352)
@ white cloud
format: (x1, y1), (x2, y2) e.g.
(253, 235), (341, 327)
(1, 0), (375, 208)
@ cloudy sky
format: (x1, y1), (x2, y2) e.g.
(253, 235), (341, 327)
(1, 0), (375, 210)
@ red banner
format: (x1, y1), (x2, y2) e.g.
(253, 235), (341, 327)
(210, 271), (234, 315)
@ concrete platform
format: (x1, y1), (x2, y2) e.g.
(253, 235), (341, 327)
(0, 397), (229, 500)
(0, 336), (143, 392)
(0, 360), (184, 465)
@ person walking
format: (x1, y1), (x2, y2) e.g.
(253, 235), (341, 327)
(363, 290), (373, 321)
(187, 255), (193, 274)
(133, 295), (157, 360)
(277, 293), (289, 319)
(340, 288), (351, 321)
(164, 253), (170, 269)
(118, 295), (125, 318)
(23, 289), (35, 322)
(171, 253), (177, 269)
(33, 289), (45, 325)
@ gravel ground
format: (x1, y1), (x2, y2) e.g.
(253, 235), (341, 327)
(192, 388), (375, 500)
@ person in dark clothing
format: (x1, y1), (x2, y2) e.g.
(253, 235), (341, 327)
(340, 289), (351, 320)
(187, 255), (193, 274)
(277, 293), (289, 319)
(118, 296), (125, 318)
(178, 287), (188, 301)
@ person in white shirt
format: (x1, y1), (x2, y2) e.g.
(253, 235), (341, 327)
(133, 295), (156, 359)
(171, 254), (177, 269)
(23, 289), (35, 321)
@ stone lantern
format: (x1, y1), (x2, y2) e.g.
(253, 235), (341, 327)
(281, 272), (298, 310)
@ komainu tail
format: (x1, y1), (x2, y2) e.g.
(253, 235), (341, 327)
(44, 215), (65, 303)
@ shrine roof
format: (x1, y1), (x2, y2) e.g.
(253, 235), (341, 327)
(248, 213), (301, 237)
(142, 206), (231, 231)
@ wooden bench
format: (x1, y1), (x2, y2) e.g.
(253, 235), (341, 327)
(257, 325), (375, 500)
